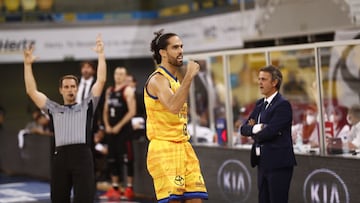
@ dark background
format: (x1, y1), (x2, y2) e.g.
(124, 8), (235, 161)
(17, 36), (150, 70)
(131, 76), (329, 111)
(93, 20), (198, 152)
(0, 58), (155, 174)
(0, 58), (154, 127)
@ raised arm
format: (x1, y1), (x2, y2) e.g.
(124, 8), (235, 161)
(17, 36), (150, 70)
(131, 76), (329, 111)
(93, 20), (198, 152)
(91, 34), (106, 97)
(103, 87), (112, 133)
(24, 46), (47, 109)
(148, 61), (199, 114)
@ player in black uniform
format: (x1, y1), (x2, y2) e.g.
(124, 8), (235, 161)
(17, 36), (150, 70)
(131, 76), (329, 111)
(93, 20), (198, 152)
(100, 67), (136, 200)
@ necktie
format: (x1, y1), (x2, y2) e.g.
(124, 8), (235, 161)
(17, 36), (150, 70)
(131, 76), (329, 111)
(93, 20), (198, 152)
(81, 82), (87, 101)
(261, 101), (268, 112)
(258, 101), (268, 123)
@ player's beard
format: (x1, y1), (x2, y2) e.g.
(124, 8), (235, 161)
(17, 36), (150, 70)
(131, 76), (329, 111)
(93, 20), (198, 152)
(168, 55), (183, 67)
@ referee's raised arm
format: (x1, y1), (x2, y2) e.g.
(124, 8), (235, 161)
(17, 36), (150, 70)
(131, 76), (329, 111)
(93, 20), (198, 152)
(91, 34), (107, 97)
(23, 45), (47, 109)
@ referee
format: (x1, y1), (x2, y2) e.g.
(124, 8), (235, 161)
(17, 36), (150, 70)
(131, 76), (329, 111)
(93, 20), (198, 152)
(23, 34), (106, 203)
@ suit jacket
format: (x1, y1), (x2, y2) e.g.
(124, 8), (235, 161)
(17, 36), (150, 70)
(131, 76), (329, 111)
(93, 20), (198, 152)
(241, 93), (296, 169)
(194, 74), (209, 116)
(132, 90), (146, 140)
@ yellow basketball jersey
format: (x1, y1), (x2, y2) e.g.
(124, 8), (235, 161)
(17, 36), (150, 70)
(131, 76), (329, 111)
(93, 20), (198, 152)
(144, 66), (190, 142)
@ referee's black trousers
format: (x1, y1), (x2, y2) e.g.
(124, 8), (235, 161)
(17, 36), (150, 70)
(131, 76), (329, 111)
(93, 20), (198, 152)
(51, 144), (95, 203)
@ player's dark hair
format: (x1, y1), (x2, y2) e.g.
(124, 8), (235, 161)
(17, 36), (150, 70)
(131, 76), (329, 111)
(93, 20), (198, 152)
(80, 61), (97, 71)
(150, 29), (178, 64)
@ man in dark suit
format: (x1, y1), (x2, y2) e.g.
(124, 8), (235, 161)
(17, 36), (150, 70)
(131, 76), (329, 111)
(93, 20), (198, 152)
(75, 61), (107, 186)
(76, 61), (97, 104)
(193, 60), (219, 127)
(241, 65), (296, 203)
(193, 60), (211, 127)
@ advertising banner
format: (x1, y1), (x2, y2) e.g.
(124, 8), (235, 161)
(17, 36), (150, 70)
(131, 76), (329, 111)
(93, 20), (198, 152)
(0, 11), (259, 63)
(193, 146), (360, 203)
(0, 26), (152, 63)
(154, 10), (259, 53)
(2, 136), (359, 203)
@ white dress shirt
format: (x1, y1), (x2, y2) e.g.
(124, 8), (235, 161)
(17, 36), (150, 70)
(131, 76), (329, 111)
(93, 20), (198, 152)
(76, 77), (94, 104)
(252, 91), (278, 134)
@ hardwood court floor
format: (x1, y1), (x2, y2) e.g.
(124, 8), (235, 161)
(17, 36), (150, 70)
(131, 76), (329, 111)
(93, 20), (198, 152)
(0, 173), (155, 203)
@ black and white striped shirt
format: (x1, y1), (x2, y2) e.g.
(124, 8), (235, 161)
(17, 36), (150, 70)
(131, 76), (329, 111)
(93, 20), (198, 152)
(43, 94), (99, 147)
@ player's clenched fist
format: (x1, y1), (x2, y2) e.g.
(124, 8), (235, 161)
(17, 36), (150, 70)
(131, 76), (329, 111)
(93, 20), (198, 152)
(186, 60), (200, 78)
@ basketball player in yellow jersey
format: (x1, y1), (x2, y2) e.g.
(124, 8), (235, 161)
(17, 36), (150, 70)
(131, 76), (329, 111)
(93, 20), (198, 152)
(144, 30), (208, 203)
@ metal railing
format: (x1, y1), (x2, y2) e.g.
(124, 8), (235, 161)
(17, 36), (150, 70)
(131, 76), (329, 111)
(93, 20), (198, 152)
(185, 39), (360, 157)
